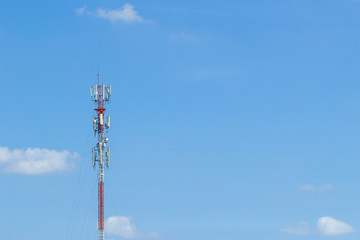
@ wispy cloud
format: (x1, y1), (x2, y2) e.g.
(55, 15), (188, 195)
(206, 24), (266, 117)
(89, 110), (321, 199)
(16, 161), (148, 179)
(170, 32), (197, 42)
(281, 217), (354, 236)
(75, 5), (87, 15)
(76, 4), (144, 23)
(0, 146), (79, 175)
(97, 4), (143, 23)
(105, 216), (159, 239)
(281, 222), (310, 235)
(299, 183), (333, 192)
(317, 216), (354, 235)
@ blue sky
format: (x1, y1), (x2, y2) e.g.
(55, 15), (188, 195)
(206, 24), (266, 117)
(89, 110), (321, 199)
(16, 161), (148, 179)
(1, 0), (360, 239)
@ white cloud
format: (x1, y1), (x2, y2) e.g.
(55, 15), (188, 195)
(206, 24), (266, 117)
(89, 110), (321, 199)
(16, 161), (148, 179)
(75, 4), (144, 23)
(96, 4), (143, 23)
(282, 217), (355, 236)
(105, 216), (159, 239)
(106, 216), (137, 238)
(281, 222), (310, 235)
(75, 5), (87, 15)
(0, 146), (78, 175)
(317, 216), (354, 235)
(299, 183), (333, 192)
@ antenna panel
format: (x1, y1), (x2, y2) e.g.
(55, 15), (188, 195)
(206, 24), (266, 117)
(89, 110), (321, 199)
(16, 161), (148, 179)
(102, 84), (105, 100)
(106, 148), (110, 168)
(93, 117), (97, 130)
(100, 114), (104, 125)
(106, 116), (110, 128)
(92, 148), (95, 167)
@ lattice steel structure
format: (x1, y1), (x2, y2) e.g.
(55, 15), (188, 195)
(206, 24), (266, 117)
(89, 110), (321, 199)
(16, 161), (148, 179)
(91, 74), (111, 240)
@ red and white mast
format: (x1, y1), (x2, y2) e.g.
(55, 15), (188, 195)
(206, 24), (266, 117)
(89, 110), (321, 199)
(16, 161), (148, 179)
(91, 74), (111, 240)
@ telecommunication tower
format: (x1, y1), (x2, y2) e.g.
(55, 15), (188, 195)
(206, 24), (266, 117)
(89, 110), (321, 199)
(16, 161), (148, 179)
(90, 74), (111, 240)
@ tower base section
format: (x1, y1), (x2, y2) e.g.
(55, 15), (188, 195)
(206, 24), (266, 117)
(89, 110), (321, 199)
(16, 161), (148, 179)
(98, 230), (104, 240)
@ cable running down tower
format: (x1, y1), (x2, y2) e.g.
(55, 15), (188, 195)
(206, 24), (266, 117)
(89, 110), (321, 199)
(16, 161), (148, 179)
(90, 74), (111, 240)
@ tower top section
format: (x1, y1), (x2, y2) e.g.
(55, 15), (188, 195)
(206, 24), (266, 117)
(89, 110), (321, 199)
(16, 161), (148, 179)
(90, 74), (112, 107)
